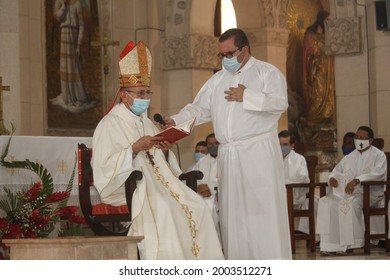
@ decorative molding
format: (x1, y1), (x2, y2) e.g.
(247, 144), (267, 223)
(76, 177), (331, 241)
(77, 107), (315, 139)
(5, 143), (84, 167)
(333, 0), (357, 18)
(162, 34), (220, 70)
(260, 0), (289, 28)
(165, 0), (190, 37)
(325, 17), (362, 56)
(250, 28), (290, 48)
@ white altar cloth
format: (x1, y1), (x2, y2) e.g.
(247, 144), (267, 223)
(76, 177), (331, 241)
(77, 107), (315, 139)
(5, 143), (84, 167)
(0, 135), (99, 207)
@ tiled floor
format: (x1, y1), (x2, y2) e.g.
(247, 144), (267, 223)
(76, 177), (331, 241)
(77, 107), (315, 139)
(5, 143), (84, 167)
(293, 240), (390, 260)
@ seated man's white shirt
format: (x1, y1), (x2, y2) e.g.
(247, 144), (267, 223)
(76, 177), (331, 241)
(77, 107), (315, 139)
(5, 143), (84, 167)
(316, 146), (387, 252)
(283, 150), (310, 207)
(191, 154), (219, 231)
(283, 150), (314, 235)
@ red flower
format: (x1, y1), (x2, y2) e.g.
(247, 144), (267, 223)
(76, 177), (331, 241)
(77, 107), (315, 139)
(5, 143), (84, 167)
(25, 182), (42, 202)
(55, 206), (78, 217)
(3, 224), (22, 239)
(46, 191), (70, 203)
(31, 209), (39, 217)
(22, 228), (37, 238)
(0, 217), (8, 231)
(44, 215), (50, 223)
(28, 215), (50, 230)
(69, 215), (87, 225)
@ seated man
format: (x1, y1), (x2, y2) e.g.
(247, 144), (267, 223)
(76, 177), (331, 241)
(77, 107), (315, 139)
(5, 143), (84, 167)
(316, 126), (387, 255)
(92, 41), (224, 260)
(279, 130), (313, 235)
(342, 132), (356, 156)
(191, 133), (219, 231)
(279, 130), (310, 208)
(186, 140), (208, 172)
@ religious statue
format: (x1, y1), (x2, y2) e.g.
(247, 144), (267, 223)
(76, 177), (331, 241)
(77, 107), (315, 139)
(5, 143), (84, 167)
(299, 10), (336, 148)
(50, 0), (96, 113)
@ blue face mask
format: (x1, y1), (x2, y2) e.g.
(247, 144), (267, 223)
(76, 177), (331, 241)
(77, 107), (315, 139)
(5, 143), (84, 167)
(342, 146), (355, 156)
(128, 96), (150, 116)
(281, 145), (292, 158)
(194, 152), (205, 162)
(222, 56), (242, 73)
(208, 144), (219, 157)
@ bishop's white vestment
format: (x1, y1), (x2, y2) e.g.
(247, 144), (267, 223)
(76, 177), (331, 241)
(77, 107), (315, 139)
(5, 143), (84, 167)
(92, 104), (224, 260)
(171, 56), (292, 259)
(316, 146), (387, 252)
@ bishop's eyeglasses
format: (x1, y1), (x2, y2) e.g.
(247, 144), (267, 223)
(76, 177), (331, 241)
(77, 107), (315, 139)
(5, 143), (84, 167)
(123, 89), (153, 99)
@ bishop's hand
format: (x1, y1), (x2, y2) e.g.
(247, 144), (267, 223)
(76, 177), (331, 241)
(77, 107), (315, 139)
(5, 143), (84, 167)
(132, 135), (164, 154)
(157, 116), (175, 130)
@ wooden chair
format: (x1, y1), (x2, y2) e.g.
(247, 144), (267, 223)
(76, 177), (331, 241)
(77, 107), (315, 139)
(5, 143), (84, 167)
(285, 155), (318, 254)
(372, 138), (384, 150)
(78, 143), (203, 236)
(361, 151), (390, 254)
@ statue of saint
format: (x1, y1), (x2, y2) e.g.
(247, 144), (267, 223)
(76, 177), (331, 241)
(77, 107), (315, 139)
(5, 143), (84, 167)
(303, 11), (336, 125)
(300, 10), (336, 146)
(51, 0), (96, 113)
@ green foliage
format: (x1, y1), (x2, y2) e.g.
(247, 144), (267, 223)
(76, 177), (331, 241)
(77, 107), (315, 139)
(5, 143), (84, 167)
(0, 134), (84, 241)
(58, 222), (86, 237)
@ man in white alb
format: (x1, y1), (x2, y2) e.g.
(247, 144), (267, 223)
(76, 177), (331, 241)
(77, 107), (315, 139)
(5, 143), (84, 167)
(316, 126), (387, 255)
(279, 130), (310, 208)
(191, 133), (220, 232)
(278, 130), (315, 236)
(163, 28), (291, 259)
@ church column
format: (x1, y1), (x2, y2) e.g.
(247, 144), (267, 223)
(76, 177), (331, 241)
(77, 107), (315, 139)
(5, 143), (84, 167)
(157, 0), (219, 171)
(0, 0), (21, 134)
(161, 33), (220, 170)
(248, 0), (290, 131)
(252, 27), (290, 131)
(366, 0), (390, 149)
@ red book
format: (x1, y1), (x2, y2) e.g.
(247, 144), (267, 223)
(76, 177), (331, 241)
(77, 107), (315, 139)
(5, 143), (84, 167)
(155, 118), (195, 143)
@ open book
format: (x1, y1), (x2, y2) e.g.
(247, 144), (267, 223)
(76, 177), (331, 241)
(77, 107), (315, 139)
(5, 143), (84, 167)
(155, 118), (195, 143)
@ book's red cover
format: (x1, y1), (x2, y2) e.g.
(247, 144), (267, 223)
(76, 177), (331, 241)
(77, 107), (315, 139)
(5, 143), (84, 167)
(155, 127), (190, 143)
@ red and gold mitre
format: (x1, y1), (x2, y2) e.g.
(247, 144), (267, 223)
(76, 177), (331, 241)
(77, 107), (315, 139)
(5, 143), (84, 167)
(119, 41), (152, 87)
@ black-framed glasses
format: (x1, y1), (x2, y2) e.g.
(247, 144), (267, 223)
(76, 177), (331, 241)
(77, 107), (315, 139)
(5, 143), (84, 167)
(123, 89), (153, 99)
(217, 46), (243, 59)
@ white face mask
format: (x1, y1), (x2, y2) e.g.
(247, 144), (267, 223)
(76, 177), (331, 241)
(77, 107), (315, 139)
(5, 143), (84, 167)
(354, 139), (370, 151)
